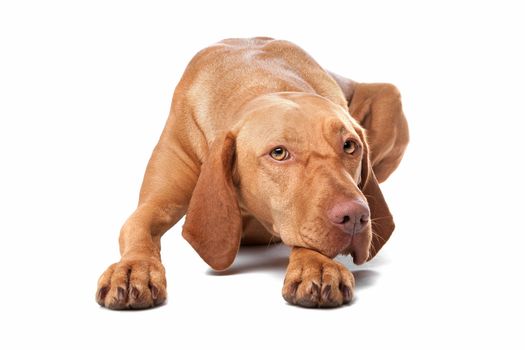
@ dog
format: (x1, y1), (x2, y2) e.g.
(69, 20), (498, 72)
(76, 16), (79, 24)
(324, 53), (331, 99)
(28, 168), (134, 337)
(96, 37), (409, 309)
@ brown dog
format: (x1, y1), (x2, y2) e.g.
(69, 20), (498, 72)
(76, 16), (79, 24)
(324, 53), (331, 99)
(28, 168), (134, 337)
(96, 37), (408, 309)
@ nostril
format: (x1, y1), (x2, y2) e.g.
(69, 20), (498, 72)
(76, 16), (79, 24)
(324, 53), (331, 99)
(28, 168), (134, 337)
(328, 200), (370, 233)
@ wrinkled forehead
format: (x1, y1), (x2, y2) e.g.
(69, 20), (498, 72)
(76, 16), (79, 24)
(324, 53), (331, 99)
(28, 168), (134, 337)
(238, 93), (360, 148)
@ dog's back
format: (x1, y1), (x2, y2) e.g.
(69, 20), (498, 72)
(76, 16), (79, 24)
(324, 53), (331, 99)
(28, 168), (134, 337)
(175, 37), (348, 134)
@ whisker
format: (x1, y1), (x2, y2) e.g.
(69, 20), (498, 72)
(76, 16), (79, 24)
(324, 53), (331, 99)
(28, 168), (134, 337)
(371, 220), (385, 232)
(369, 241), (377, 257)
(363, 194), (377, 201)
(370, 216), (392, 222)
(371, 229), (387, 244)
(266, 234), (275, 248)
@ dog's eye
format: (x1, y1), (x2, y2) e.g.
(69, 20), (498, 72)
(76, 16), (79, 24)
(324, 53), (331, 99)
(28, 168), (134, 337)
(343, 139), (358, 154)
(270, 147), (289, 161)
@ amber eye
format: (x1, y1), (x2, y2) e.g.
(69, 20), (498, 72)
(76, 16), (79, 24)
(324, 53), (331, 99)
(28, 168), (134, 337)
(270, 146), (289, 161)
(343, 139), (358, 154)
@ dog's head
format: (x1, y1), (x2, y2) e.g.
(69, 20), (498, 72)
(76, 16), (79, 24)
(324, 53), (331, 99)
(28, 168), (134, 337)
(183, 92), (393, 270)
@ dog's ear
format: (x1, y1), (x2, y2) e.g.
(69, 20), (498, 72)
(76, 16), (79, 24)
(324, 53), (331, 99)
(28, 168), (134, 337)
(329, 72), (409, 183)
(355, 126), (395, 261)
(348, 83), (409, 183)
(182, 132), (241, 270)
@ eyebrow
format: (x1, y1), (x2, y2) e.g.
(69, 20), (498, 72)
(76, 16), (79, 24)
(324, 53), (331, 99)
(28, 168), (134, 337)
(322, 120), (344, 140)
(265, 135), (305, 149)
(258, 125), (305, 143)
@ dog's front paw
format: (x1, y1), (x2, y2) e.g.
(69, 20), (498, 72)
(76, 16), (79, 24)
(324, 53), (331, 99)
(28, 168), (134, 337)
(282, 249), (354, 308)
(96, 257), (167, 310)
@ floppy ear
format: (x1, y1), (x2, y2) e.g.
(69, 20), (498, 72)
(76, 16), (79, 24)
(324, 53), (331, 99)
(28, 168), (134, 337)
(349, 83), (409, 183)
(329, 72), (409, 183)
(182, 132), (242, 270)
(355, 126), (395, 261)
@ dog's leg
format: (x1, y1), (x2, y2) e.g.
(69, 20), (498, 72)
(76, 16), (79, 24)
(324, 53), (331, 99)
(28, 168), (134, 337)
(282, 247), (355, 308)
(96, 139), (198, 309)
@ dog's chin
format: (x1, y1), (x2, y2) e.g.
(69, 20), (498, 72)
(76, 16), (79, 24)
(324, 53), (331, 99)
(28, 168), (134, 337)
(320, 225), (372, 264)
(340, 228), (372, 265)
(346, 247), (369, 265)
(286, 224), (371, 263)
(298, 227), (354, 259)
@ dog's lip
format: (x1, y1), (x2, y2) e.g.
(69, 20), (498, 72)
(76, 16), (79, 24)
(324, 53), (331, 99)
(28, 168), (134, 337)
(348, 228), (371, 265)
(351, 250), (368, 265)
(287, 224), (362, 259)
(313, 227), (354, 258)
(331, 227), (370, 265)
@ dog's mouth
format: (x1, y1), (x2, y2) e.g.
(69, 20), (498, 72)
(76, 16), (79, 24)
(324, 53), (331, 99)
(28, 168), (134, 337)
(296, 226), (348, 257)
(342, 241), (370, 265)
(272, 219), (371, 264)
(297, 223), (371, 265)
(342, 225), (371, 265)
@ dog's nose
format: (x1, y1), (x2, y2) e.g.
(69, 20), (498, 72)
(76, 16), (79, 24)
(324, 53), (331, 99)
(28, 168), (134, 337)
(328, 200), (370, 235)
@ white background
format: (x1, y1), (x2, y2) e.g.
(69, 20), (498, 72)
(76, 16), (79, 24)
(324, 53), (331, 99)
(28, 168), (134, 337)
(1, 1), (524, 349)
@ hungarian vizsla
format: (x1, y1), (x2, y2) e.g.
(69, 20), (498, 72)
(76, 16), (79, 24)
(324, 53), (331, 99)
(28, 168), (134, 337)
(96, 37), (409, 309)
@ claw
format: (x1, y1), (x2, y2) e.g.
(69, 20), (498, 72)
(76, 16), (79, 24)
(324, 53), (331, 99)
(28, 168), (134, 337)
(289, 281), (300, 296)
(150, 285), (159, 300)
(321, 284), (332, 301)
(310, 282), (320, 297)
(97, 286), (109, 302)
(117, 287), (126, 302)
(341, 284), (352, 302)
(130, 287), (139, 300)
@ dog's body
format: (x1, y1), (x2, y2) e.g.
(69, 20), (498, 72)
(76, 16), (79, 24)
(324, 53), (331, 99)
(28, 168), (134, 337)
(96, 37), (408, 309)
